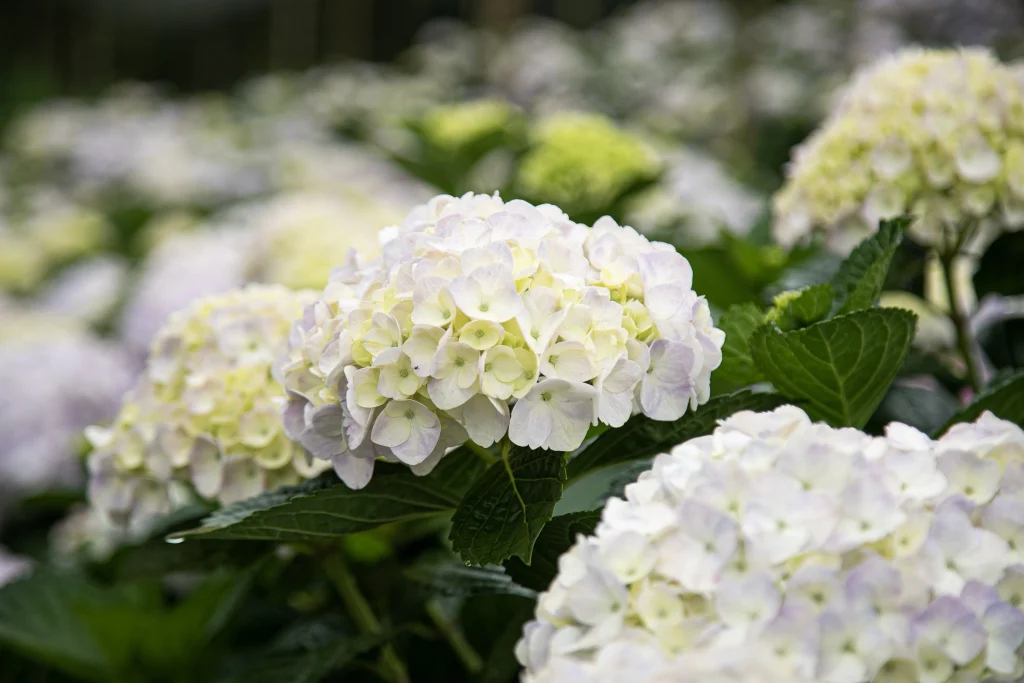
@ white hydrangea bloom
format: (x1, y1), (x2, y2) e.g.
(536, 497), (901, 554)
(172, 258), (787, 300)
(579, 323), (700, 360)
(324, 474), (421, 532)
(88, 285), (329, 531)
(518, 406), (1024, 683)
(119, 229), (252, 359)
(280, 192), (723, 488)
(0, 547), (31, 588)
(626, 148), (765, 247)
(0, 332), (135, 513)
(774, 48), (1024, 254)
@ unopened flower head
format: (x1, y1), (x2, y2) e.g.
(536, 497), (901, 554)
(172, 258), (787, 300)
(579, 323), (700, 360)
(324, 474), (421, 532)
(517, 406), (1024, 683)
(775, 48), (1024, 254)
(516, 113), (661, 219)
(418, 99), (520, 153)
(280, 191), (723, 489)
(88, 285), (327, 530)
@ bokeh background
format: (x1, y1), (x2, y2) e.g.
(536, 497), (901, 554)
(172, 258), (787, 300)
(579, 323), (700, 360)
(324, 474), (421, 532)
(2, 1), (1024, 681)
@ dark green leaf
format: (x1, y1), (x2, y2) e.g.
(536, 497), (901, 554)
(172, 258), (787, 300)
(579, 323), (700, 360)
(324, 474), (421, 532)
(767, 283), (834, 330)
(716, 303), (766, 385)
(503, 511), (600, 591)
(871, 382), (960, 436)
(449, 445), (566, 566)
(471, 597), (535, 683)
(751, 308), (917, 428)
(0, 569), (256, 682)
(566, 390), (788, 480)
(938, 371), (1024, 434)
(220, 634), (381, 683)
(405, 559), (536, 599)
(830, 216), (910, 315)
(0, 572), (110, 682)
(173, 449), (484, 542)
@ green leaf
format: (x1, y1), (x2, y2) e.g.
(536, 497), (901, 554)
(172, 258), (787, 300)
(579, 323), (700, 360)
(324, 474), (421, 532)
(830, 216), (910, 315)
(503, 511), (600, 591)
(470, 597), (535, 683)
(938, 371), (1024, 434)
(221, 634), (382, 683)
(716, 303), (766, 385)
(449, 444), (566, 566)
(173, 449), (484, 542)
(872, 382), (960, 436)
(405, 559), (536, 599)
(0, 569), (256, 682)
(766, 283), (834, 330)
(0, 572), (110, 682)
(750, 308), (917, 428)
(565, 390), (788, 480)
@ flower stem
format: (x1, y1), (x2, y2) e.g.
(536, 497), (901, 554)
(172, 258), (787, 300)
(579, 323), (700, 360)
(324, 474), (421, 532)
(323, 552), (410, 683)
(465, 440), (497, 465)
(426, 599), (483, 673)
(941, 252), (983, 394)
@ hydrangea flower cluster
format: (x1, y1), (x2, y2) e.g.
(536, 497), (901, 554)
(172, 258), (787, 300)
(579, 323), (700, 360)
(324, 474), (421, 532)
(0, 189), (111, 293)
(517, 406), (1024, 683)
(0, 330), (134, 517)
(515, 113), (661, 219)
(88, 285), (328, 530)
(280, 192), (723, 488)
(417, 99), (520, 153)
(774, 48), (1024, 254)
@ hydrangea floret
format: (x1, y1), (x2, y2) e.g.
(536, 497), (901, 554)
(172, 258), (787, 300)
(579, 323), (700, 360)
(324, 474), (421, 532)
(774, 48), (1024, 254)
(87, 285), (327, 530)
(517, 406), (1024, 683)
(279, 192), (723, 489)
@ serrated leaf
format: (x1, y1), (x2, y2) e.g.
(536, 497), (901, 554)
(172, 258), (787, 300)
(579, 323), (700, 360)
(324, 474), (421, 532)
(768, 283), (834, 330)
(751, 308), (917, 428)
(830, 216), (910, 315)
(565, 390), (788, 480)
(174, 448), (484, 542)
(449, 444), (565, 566)
(503, 511), (600, 591)
(716, 303), (765, 385)
(405, 559), (536, 599)
(938, 371), (1024, 434)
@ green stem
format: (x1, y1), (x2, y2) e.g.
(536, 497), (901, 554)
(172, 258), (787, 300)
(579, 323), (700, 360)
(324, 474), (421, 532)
(426, 599), (483, 673)
(941, 253), (983, 394)
(323, 553), (410, 683)
(465, 440), (497, 465)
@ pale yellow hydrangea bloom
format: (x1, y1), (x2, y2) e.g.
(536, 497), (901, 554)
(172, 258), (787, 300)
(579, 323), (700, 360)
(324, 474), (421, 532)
(252, 193), (395, 290)
(87, 285), (328, 529)
(775, 48), (1024, 254)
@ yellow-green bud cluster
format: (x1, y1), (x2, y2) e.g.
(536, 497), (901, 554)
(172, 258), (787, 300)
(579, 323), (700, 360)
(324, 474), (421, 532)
(86, 285), (327, 530)
(418, 99), (519, 153)
(774, 48), (1024, 254)
(516, 112), (661, 218)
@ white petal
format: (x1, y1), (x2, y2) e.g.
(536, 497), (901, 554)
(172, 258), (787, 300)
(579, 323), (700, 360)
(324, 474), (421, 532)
(332, 453), (375, 489)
